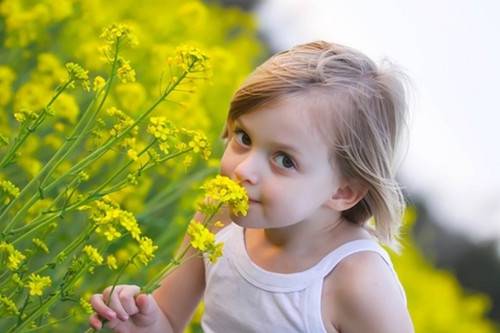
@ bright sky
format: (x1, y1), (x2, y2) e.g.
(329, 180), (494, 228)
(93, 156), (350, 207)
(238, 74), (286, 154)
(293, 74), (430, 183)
(256, 0), (500, 242)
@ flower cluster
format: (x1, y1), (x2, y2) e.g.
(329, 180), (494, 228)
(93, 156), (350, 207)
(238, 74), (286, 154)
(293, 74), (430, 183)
(82, 196), (142, 242)
(26, 273), (52, 296)
(185, 129), (211, 160)
(116, 57), (136, 84)
(106, 106), (137, 139)
(173, 45), (210, 73)
(65, 62), (90, 91)
(137, 236), (158, 265)
(187, 220), (223, 263)
(83, 245), (104, 265)
(0, 179), (20, 204)
(93, 76), (106, 92)
(0, 241), (26, 271)
(0, 294), (20, 315)
(199, 175), (248, 216)
(100, 23), (138, 48)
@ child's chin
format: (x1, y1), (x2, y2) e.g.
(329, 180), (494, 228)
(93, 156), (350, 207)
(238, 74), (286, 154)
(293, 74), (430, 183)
(231, 214), (262, 228)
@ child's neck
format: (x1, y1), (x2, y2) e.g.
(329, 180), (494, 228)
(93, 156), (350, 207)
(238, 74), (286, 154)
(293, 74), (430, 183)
(244, 217), (371, 273)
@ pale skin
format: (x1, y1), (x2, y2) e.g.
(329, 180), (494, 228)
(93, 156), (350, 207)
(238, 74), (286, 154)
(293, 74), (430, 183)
(89, 93), (414, 333)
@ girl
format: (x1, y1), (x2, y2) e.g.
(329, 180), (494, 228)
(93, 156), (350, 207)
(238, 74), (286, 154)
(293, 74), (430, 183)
(89, 41), (414, 333)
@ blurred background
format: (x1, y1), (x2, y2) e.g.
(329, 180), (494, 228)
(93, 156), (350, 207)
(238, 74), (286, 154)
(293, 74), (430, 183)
(0, 0), (499, 331)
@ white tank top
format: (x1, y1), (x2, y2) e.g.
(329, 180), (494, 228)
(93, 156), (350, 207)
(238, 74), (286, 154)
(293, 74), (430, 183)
(202, 223), (406, 333)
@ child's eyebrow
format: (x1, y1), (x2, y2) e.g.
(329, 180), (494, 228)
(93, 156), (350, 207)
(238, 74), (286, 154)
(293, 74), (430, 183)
(234, 119), (304, 157)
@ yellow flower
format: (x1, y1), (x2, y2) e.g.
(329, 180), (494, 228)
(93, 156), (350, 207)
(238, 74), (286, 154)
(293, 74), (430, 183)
(83, 245), (103, 265)
(106, 255), (118, 270)
(173, 45), (209, 73)
(117, 57), (136, 83)
(137, 236), (158, 266)
(26, 274), (52, 296)
(96, 224), (122, 241)
(0, 179), (20, 204)
(80, 297), (94, 314)
(93, 76), (106, 92)
(187, 220), (223, 263)
(185, 129), (211, 160)
(127, 149), (138, 161)
(0, 242), (26, 271)
(200, 175), (248, 216)
(32, 238), (49, 254)
(0, 295), (20, 315)
(65, 62), (90, 91)
(147, 116), (173, 141)
(100, 23), (138, 48)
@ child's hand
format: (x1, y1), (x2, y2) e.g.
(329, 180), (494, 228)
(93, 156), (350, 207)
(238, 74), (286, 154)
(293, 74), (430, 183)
(89, 284), (170, 332)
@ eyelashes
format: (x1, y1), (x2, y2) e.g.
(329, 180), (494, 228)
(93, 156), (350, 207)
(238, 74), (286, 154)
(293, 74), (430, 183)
(231, 127), (297, 170)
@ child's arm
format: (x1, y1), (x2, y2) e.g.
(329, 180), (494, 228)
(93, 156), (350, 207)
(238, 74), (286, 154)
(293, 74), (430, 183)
(152, 208), (231, 332)
(327, 252), (414, 333)
(152, 231), (206, 333)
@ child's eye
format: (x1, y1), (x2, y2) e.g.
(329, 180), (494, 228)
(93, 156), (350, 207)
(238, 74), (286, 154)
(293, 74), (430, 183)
(274, 153), (296, 169)
(234, 129), (251, 146)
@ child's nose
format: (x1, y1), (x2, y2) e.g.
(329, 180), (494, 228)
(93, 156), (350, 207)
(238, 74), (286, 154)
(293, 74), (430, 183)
(234, 153), (260, 185)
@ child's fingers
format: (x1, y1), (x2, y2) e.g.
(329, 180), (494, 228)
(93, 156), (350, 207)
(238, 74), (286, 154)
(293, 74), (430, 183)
(104, 286), (130, 321)
(136, 294), (156, 315)
(118, 285), (141, 315)
(88, 313), (103, 330)
(90, 293), (117, 321)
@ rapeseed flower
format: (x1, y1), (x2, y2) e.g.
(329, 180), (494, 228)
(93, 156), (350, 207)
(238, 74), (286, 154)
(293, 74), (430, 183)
(0, 241), (26, 271)
(200, 175), (248, 216)
(137, 236), (158, 265)
(0, 179), (20, 204)
(83, 245), (104, 265)
(187, 220), (223, 263)
(65, 62), (90, 91)
(32, 238), (49, 253)
(26, 274), (52, 296)
(0, 295), (20, 315)
(100, 23), (138, 48)
(93, 76), (106, 92)
(106, 255), (118, 270)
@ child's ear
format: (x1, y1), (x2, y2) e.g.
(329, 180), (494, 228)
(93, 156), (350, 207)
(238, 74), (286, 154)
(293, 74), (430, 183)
(325, 179), (368, 211)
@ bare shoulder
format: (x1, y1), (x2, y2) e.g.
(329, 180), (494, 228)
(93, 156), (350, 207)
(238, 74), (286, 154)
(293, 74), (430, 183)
(323, 251), (414, 333)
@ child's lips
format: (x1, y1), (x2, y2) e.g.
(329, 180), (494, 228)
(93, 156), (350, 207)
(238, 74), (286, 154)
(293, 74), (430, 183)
(249, 198), (260, 204)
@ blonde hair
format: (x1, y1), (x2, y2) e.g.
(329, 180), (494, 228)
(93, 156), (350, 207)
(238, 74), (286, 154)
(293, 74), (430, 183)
(223, 41), (410, 251)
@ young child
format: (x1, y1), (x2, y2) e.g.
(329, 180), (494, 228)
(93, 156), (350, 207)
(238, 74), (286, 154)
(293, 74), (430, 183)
(89, 41), (414, 333)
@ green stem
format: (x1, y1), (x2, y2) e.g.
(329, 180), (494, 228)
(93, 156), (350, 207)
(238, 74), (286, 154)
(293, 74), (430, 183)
(0, 80), (73, 169)
(8, 261), (91, 333)
(0, 39), (122, 232)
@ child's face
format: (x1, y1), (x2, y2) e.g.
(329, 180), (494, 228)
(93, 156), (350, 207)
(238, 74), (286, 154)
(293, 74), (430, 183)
(220, 94), (343, 229)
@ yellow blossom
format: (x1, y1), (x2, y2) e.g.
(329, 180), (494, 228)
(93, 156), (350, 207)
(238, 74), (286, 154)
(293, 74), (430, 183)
(106, 255), (118, 270)
(26, 274), (52, 296)
(137, 236), (158, 266)
(117, 58), (136, 83)
(100, 23), (138, 48)
(127, 149), (138, 161)
(200, 175), (249, 216)
(83, 245), (103, 265)
(187, 220), (223, 263)
(80, 297), (94, 314)
(0, 295), (20, 315)
(0, 179), (20, 204)
(65, 62), (90, 91)
(32, 238), (49, 253)
(0, 242), (26, 271)
(93, 76), (106, 92)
